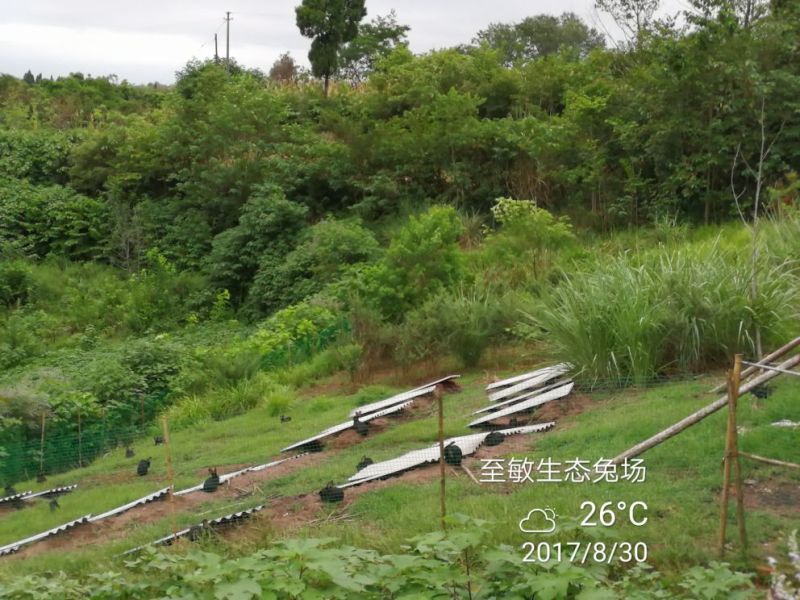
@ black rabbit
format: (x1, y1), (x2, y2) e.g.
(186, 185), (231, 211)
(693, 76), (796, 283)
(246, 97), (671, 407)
(202, 468), (221, 493)
(137, 458), (151, 476)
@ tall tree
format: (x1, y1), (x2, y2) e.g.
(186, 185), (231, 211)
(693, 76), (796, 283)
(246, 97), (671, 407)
(295, 0), (367, 95)
(595, 0), (659, 44)
(474, 13), (605, 66)
(338, 11), (410, 85)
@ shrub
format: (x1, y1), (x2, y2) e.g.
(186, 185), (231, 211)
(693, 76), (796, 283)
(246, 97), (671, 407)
(0, 261), (35, 307)
(206, 185), (308, 309)
(396, 286), (524, 368)
(357, 205), (464, 321)
(249, 217), (380, 314)
(478, 198), (575, 286)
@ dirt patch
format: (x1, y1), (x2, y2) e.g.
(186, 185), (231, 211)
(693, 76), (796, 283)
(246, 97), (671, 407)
(535, 393), (594, 422)
(741, 478), (800, 517)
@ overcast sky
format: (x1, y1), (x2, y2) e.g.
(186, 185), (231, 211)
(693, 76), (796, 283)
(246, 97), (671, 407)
(2, 0), (687, 84)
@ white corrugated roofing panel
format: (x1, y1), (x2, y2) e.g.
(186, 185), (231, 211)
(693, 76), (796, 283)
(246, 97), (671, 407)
(349, 385), (436, 418)
(174, 458), (293, 496)
(25, 485), (78, 500)
(473, 379), (572, 415)
(485, 365), (563, 391)
(280, 420), (355, 453)
(123, 505), (265, 555)
(470, 382), (574, 427)
(496, 422), (556, 436)
(0, 514), (92, 557)
(282, 399), (417, 453)
(341, 423), (557, 489)
(349, 374), (460, 418)
(488, 364), (571, 402)
(89, 488), (171, 522)
(0, 491), (32, 505)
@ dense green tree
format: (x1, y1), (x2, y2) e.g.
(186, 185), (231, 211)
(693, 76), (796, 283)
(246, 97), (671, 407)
(338, 11), (410, 84)
(474, 13), (605, 66)
(206, 185), (308, 309)
(295, 0), (367, 95)
(249, 218), (380, 313)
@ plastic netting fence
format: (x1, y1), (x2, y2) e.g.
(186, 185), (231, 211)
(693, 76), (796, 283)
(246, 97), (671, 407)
(1, 320), (352, 485)
(1, 370), (714, 486)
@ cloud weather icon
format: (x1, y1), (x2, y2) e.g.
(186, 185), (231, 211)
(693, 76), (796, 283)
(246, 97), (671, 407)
(519, 508), (557, 534)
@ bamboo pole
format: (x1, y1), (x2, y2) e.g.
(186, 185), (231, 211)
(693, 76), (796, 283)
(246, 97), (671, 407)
(738, 452), (800, 470)
(162, 416), (178, 540)
(612, 352), (800, 465)
(438, 393), (446, 532)
(718, 363), (735, 557)
(730, 357), (747, 556)
(710, 336), (800, 393)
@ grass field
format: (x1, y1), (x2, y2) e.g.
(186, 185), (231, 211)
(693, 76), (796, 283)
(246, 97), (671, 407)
(0, 360), (798, 584)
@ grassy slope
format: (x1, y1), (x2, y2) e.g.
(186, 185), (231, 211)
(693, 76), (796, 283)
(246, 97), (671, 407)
(0, 362), (797, 579)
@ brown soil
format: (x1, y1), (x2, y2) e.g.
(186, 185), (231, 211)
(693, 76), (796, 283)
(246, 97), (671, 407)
(740, 478), (800, 517)
(10, 453), (318, 559)
(535, 392), (594, 423)
(6, 379), (570, 559)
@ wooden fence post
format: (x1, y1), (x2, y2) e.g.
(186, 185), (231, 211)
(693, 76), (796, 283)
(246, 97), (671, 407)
(719, 354), (747, 558)
(162, 416), (178, 540)
(438, 392), (447, 532)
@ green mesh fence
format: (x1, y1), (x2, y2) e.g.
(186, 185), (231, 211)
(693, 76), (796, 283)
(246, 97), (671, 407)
(1, 321), (352, 485)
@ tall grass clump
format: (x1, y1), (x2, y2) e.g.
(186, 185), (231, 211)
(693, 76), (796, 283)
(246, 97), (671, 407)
(527, 239), (800, 386)
(164, 372), (288, 430)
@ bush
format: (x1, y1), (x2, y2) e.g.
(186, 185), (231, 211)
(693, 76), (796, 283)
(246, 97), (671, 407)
(357, 205), (464, 321)
(249, 218), (380, 314)
(396, 286), (524, 368)
(477, 198), (575, 286)
(0, 262), (34, 307)
(206, 185), (308, 309)
(0, 178), (109, 261)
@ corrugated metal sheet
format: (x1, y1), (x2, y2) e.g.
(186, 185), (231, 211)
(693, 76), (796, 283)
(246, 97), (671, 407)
(0, 514), (92, 557)
(470, 383), (574, 428)
(348, 374), (461, 418)
(281, 399), (416, 453)
(488, 364), (571, 402)
(0, 491), (32, 506)
(473, 379), (572, 415)
(123, 505), (265, 555)
(485, 365), (568, 391)
(349, 385), (436, 418)
(89, 487), (171, 523)
(340, 422), (555, 489)
(24, 485), (78, 500)
(174, 457), (297, 496)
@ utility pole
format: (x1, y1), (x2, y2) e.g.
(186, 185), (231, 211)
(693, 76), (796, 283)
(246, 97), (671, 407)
(214, 33), (218, 62)
(225, 11), (232, 63)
